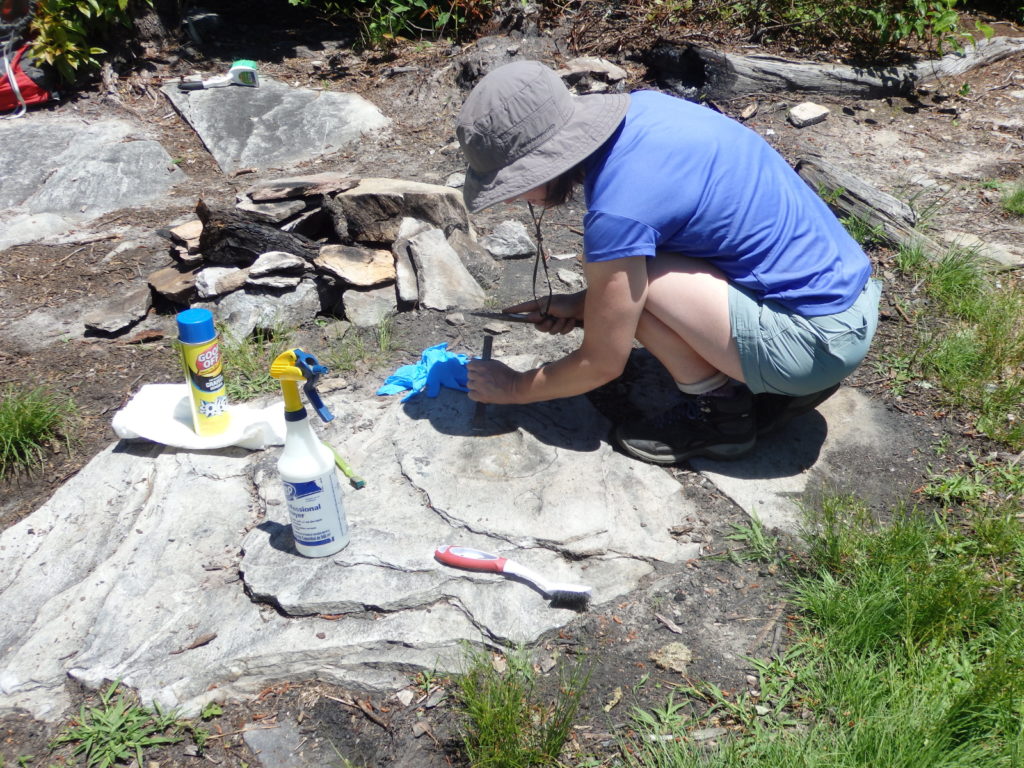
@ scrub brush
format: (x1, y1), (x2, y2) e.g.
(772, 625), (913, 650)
(434, 545), (592, 610)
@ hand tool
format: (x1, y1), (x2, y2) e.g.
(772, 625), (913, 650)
(434, 545), (592, 608)
(469, 311), (535, 323)
(327, 443), (366, 489)
(469, 310), (583, 328)
(471, 334), (493, 431)
(178, 59), (259, 91)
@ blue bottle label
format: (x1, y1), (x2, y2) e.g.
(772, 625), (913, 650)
(284, 471), (348, 549)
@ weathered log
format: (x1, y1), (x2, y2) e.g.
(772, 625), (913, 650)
(652, 36), (1024, 100)
(196, 199), (319, 266)
(795, 154), (944, 255)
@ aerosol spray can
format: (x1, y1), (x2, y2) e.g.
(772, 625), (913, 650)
(176, 308), (230, 436)
(269, 349), (350, 557)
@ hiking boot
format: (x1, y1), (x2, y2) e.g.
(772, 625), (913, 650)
(614, 387), (756, 465)
(754, 383), (840, 437)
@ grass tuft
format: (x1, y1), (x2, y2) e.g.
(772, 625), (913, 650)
(0, 386), (76, 480)
(219, 323), (297, 402)
(1002, 181), (1024, 217)
(455, 644), (589, 767)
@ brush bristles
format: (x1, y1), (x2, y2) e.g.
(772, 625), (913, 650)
(548, 590), (592, 612)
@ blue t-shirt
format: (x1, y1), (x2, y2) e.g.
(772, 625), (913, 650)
(582, 91), (871, 316)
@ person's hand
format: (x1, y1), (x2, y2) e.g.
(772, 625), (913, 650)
(467, 358), (522, 404)
(504, 291), (585, 335)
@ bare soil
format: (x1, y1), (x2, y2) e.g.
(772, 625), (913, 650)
(1, 2), (1022, 765)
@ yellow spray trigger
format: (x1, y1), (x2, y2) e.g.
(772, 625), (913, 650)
(269, 349), (333, 421)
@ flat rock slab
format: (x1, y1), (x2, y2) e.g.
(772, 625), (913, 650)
(693, 387), (922, 533)
(0, 115), (184, 251)
(162, 79), (390, 175)
(0, 387), (700, 722)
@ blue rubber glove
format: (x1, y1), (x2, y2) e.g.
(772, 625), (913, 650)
(377, 343), (470, 402)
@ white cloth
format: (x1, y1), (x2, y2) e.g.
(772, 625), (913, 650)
(112, 383), (286, 451)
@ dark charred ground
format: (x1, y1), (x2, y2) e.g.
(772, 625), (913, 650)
(1, 2), (1022, 765)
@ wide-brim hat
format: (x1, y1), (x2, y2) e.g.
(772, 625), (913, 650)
(456, 60), (630, 213)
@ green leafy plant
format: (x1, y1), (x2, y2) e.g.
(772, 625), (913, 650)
(455, 645), (589, 767)
(30, 0), (153, 84)
(51, 681), (184, 768)
(288, 0), (491, 48)
(0, 385), (76, 480)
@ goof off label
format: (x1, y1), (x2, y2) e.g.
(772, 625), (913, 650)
(180, 337), (230, 434)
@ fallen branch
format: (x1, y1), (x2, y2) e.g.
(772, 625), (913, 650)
(652, 36), (1024, 100)
(794, 154), (946, 257)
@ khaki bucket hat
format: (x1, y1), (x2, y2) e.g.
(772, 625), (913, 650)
(456, 60), (630, 213)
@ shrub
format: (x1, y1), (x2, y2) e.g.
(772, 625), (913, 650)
(30, 0), (153, 84)
(287, 0), (492, 48)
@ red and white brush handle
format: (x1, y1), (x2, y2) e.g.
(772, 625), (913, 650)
(434, 545), (509, 573)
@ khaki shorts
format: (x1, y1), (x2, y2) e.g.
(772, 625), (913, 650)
(729, 279), (882, 396)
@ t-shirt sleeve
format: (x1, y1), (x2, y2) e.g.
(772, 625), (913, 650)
(583, 210), (659, 262)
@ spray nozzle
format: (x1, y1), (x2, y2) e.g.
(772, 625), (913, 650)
(269, 348), (334, 422)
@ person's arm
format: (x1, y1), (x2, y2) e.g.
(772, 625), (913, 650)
(467, 257), (648, 404)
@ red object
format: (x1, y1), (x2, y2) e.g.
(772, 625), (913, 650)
(2, 43), (51, 114)
(1, 1), (31, 21)
(434, 545), (508, 574)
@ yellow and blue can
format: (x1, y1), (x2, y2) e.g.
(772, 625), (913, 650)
(176, 308), (230, 436)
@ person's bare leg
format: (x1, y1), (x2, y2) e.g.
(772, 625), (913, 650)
(633, 254), (744, 385)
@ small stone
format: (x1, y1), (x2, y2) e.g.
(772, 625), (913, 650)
(316, 632), (326, 639)
(745, 674), (758, 685)
(246, 274), (302, 290)
(650, 642), (692, 674)
(83, 284), (152, 334)
(691, 726), (727, 741)
(396, 689), (414, 706)
(754, 704), (770, 716)
(249, 251), (307, 277)
(316, 244), (396, 287)
(479, 220), (536, 259)
(482, 321), (511, 334)
(788, 102), (830, 128)
(557, 268), (584, 290)
(196, 266), (249, 299)
(148, 264), (197, 303)
(412, 721), (433, 739)
(446, 312), (466, 326)
(445, 172), (465, 188)
(169, 219), (202, 249)
(236, 196), (307, 224)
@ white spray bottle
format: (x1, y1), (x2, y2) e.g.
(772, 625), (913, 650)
(269, 348), (350, 558)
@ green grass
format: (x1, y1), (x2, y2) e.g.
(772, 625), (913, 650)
(1000, 182), (1024, 217)
(886, 244), (1024, 449)
(219, 323), (297, 402)
(719, 513), (779, 564)
(50, 682), (185, 768)
(321, 314), (400, 373)
(923, 454), (1024, 507)
(623, 492), (1024, 768)
(840, 215), (886, 248)
(0, 386), (76, 480)
(454, 644), (589, 767)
